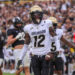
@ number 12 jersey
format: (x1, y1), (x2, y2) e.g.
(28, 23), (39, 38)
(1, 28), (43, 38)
(24, 20), (52, 55)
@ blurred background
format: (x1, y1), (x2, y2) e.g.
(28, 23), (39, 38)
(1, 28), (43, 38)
(0, 0), (75, 75)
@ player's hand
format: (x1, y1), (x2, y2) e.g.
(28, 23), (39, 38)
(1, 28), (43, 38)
(16, 60), (23, 70)
(45, 53), (54, 61)
(15, 33), (22, 40)
(45, 54), (51, 61)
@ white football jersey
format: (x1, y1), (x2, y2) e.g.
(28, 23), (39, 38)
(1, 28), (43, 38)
(24, 20), (52, 55)
(50, 28), (63, 52)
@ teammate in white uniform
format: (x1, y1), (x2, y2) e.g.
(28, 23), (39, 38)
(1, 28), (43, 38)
(23, 5), (56, 75)
(49, 17), (75, 75)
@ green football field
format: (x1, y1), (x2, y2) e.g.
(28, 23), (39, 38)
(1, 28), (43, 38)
(3, 73), (24, 75)
(3, 73), (34, 75)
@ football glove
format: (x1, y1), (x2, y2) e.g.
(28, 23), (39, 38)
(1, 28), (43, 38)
(45, 52), (59, 61)
(15, 33), (22, 40)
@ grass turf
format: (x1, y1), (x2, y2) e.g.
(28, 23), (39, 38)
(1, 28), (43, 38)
(3, 73), (34, 75)
(3, 73), (24, 75)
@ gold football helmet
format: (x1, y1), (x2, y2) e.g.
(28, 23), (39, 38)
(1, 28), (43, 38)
(49, 17), (58, 24)
(30, 5), (43, 24)
(49, 17), (58, 29)
(30, 5), (43, 13)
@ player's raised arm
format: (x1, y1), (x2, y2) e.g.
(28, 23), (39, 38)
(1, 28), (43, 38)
(61, 36), (75, 49)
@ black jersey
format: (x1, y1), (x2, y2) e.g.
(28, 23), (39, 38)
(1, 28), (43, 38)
(0, 40), (4, 58)
(7, 28), (25, 48)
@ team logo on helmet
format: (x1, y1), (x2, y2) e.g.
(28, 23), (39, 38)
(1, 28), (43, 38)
(49, 17), (58, 29)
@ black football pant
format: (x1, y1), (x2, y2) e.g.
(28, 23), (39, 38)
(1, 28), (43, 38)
(49, 57), (64, 75)
(31, 55), (49, 75)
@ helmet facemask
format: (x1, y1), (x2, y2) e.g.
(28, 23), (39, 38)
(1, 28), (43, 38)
(53, 23), (57, 29)
(14, 21), (23, 30)
(13, 17), (23, 30)
(49, 17), (58, 30)
(30, 11), (43, 24)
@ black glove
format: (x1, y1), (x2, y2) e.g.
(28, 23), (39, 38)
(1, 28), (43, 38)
(16, 60), (23, 70)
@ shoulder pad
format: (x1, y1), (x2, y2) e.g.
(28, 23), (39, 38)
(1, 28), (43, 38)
(44, 19), (53, 27)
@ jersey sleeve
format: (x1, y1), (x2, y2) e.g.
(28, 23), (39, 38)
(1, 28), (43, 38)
(58, 29), (63, 39)
(7, 29), (13, 36)
(24, 25), (29, 33)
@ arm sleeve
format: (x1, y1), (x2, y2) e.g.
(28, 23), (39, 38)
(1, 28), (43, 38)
(58, 30), (63, 39)
(19, 44), (28, 60)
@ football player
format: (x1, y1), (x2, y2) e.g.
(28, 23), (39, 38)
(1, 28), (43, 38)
(23, 5), (56, 75)
(0, 33), (5, 75)
(6, 17), (29, 75)
(48, 17), (75, 75)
